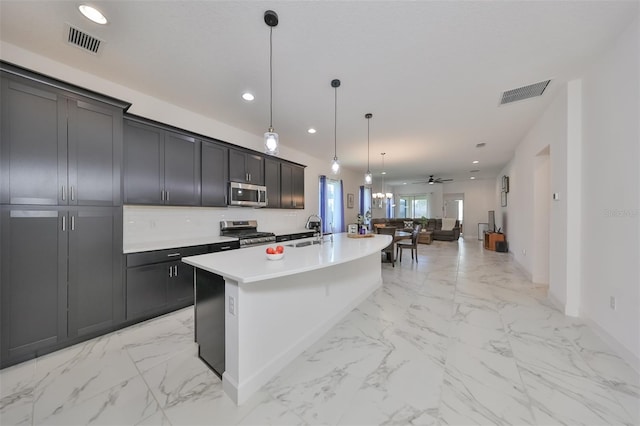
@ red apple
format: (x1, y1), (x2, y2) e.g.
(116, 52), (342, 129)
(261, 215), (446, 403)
(275, 245), (284, 254)
(266, 247), (276, 254)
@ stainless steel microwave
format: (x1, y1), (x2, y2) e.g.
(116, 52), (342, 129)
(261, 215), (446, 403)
(228, 182), (267, 207)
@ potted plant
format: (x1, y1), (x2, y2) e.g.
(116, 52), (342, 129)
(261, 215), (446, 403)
(420, 216), (428, 231)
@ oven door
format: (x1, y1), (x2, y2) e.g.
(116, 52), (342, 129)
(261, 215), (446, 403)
(228, 182), (267, 207)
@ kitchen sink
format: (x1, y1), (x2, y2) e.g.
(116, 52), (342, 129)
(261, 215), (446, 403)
(285, 240), (322, 248)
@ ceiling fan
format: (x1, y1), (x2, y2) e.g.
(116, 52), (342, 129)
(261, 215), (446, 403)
(413, 175), (453, 185)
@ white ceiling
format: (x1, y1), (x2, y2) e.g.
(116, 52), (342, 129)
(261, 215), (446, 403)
(1, 1), (637, 184)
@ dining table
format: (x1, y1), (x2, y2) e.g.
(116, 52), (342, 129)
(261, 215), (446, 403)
(394, 230), (412, 242)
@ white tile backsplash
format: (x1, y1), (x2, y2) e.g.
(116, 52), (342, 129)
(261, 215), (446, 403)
(123, 205), (309, 249)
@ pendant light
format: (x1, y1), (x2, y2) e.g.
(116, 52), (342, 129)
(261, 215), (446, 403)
(264, 10), (279, 155)
(364, 113), (373, 184)
(330, 79), (341, 174)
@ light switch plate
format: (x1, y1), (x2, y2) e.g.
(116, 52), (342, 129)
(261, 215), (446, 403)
(553, 193), (560, 200)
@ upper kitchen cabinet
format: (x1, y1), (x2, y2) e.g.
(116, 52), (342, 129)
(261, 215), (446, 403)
(0, 72), (125, 207)
(281, 163), (305, 209)
(229, 148), (264, 185)
(201, 140), (229, 207)
(124, 118), (200, 206)
(264, 158), (281, 208)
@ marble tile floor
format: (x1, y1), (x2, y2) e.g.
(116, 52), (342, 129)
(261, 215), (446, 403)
(1, 238), (638, 425)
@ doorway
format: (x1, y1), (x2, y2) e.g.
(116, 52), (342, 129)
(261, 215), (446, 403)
(444, 193), (464, 235)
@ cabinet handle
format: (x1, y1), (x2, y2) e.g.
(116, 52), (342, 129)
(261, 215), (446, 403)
(71, 215), (75, 231)
(169, 266), (173, 277)
(62, 215), (66, 231)
(70, 186), (75, 201)
(167, 253), (181, 257)
(174, 265), (178, 277)
(220, 245), (232, 250)
(62, 185), (66, 201)
(166, 191), (169, 202)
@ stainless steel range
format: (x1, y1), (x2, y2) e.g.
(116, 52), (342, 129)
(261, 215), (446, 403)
(220, 220), (276, 248)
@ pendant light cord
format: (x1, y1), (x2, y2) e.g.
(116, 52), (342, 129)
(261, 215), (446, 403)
(269, 26), (273, 129)
(334, 86), (338, 158)
(367, 118), (370, 171)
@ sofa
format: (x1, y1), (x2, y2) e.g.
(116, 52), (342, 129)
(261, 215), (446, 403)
(371, 218), (461, 241)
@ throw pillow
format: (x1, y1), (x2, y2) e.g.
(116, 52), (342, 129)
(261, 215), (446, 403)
(441, 218), (456, 231)
(403, 221), (414, 230)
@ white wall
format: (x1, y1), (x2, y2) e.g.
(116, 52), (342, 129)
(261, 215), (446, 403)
(580, 18), (639, 362)
(500, 17), (639, 363)
(496, 88), (568, 289)
(0, 41), (364, 240)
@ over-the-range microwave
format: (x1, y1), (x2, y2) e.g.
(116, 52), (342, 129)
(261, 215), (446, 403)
(228, 181), (267, 207)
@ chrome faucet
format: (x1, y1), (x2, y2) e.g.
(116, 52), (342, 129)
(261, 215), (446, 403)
(305, 215), (323, 242)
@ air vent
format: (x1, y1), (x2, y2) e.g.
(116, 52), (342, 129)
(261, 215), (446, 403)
(500, 80), (551, 105)
(470, 169), (480, 173)
(476, 143), (486, 148)
(67, 25), (102, 54)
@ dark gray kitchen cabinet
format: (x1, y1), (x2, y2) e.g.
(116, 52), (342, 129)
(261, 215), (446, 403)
(0, 76), (123, 207)
(125, 245), (215, 321)
(126, 263), (170, 320)
(264, 158), (281, 208)
(201, 140), (229, 207)
(0, 207), (67, 363)
(281, 163), (305, 209)
(0, 206), (123, 367)
(229, 149), (264, 185)
(124, 119), (200, 206)
(68, 207), (123, 338)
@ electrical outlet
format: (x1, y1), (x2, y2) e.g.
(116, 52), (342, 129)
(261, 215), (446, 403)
(229, 296), (236, 315)
(610, 296), (616, 310)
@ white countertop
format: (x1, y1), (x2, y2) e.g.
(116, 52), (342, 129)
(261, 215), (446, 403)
(182, 233), (391, 284)
(123, 236), (238, 254)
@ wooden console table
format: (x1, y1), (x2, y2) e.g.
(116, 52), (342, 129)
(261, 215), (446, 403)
(484, 232), (505, 251)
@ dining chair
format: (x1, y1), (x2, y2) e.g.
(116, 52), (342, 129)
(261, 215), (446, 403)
(378, 226), (396, 267)
(396, 224), (421, 262)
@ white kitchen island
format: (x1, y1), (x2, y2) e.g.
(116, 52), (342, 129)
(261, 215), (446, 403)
(182, 233), (391, 405)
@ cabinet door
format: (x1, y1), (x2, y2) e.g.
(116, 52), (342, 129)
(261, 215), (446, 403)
(126, 263), (169, 320)
(1, 207), (67, 365)
(164, 131), (200, 206)
(68, 207), (123, 337)
(170, 262), (195, 307)
(123, 120), (164, 204)
(201, 141), (228, 207)
(228, 149), (248, 182)
(264, 158), (281, 208)
(280, 163), (294, 208)
(68, 100), (123, 206)
(292, 165), (305, 209)
(1, 78), (66, 206)
(246, 154), (264, 185)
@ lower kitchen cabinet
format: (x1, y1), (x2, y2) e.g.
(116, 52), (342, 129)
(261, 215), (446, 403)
(124, 243), (238, 322)
(0, 206), (123, 368)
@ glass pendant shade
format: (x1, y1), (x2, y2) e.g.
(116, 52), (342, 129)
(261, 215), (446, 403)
(264, 129), (279, 155)
(331, 157), (340, 174)
(365, 171), (372, 184)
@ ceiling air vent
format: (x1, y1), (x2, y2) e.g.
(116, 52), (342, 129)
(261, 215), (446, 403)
(67, 25), (102, 54)
(500, 80), (551, 105)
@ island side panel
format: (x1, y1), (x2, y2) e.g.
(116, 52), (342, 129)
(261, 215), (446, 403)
(224, 252), (382, 405)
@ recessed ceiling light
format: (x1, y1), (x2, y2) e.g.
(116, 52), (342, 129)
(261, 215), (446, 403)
(78, 5), (107, 24)
(307, 128), (316, 134)
(242, 92), (255, 101)
(472, 160), (479, 164)
(470, 176), (476, 180)
(381, 171), (386, 175)
(403, 182), (407, 185)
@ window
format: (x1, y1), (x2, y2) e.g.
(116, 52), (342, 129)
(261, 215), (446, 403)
(319, 176), (344, 233)
(398, 194), (428, 218)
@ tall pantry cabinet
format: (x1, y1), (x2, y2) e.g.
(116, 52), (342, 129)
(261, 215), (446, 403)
(0, 64), (130, 367)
